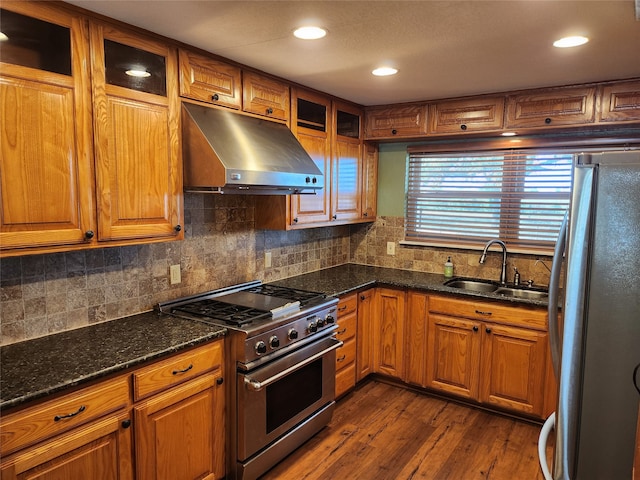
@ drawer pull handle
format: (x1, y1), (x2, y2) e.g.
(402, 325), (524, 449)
(337, 354), (347, 362)
(54, 405), (86, 422)
(475, 310), (493, 316)
(337, 328), (347, 335)
(172, 364), (194, 375)
(338, 305), (347, 311)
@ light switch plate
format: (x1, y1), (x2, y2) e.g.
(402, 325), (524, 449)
(265, 252), (272, 268)
(387, 242), (396, 255)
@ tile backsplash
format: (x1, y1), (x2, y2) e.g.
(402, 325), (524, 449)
(0, 204), (550, 345)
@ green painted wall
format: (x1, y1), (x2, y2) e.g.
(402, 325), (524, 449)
(377, 143), (409, 217)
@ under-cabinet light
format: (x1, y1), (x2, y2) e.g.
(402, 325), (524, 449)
(501, 132), (517, 137)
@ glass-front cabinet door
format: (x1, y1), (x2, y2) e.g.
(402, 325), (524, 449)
(90, 22), (183, 242)
(0, 3), (95, 252)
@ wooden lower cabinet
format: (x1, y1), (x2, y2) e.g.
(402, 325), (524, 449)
(425, 295), (549, 418)
(356, 289), (374, 381)
(0, 340), (225, 480)
(0, 410), (133, 480)
(372, 288), (406, 379)
(335, 293), (358, 397)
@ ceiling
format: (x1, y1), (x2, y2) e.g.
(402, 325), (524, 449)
(67, 0), (640, 106)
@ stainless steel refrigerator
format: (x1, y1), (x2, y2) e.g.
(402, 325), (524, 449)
(539, 151), (640, 480)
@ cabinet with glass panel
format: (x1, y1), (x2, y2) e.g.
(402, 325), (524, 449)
(0, 2), (183, 256)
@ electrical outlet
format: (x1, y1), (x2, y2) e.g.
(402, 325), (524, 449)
(387, 242), (396, 255)
(170, 264), (181, 284)
(265, 252), (272, 268)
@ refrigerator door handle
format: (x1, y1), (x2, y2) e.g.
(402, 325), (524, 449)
(554, 165), (595, 480)
(548, 211), (568, 380)
(539, 412), (556, 480)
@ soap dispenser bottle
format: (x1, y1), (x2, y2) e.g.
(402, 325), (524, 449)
(444, 256), (454, 278)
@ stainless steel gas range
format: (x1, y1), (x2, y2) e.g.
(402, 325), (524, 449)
(158, 281), (341, 480)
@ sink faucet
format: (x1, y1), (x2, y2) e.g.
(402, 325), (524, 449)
(479, 239), (508, 285)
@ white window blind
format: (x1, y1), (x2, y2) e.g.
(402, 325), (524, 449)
(405, 150), (573, 251)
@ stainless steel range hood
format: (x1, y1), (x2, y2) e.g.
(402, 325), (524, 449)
(182, 103), (322, 194)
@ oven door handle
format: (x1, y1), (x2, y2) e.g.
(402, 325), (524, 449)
(243, 339), (343, 392)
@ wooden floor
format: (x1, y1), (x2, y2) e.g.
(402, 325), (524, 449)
(260, 380), (552, 480)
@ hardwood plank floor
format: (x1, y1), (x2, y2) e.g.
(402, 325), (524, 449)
(260, 380), (553, 480)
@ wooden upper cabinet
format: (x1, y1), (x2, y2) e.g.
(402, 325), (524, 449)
(90, 22), (183, 242)
(178, 49), (241, 109)
(428, 96), (505, 134)
(0, 2), (96, 252)
(364, 103), (428, 139)
(506, 85), (596, 128)
(361, 143), (378, 220)
(242, 71), (289, 122)
(598, 80), (640, 124)
(332, 101), (363, 222)
(290, 89), (332, 226)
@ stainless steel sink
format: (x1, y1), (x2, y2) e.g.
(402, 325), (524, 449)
(443, 278), (499, 293)
(494, 287), (549, 300)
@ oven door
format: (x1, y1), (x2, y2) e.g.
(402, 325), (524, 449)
(237, 334), (341, 461)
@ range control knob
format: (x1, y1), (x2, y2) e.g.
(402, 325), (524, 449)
(269, 336), (280, 349)
(288, 329), (299, 340)
(255, 341), (267, 355)
(308, 321), (318, 333)
(325, 315), (335, 325)
(317, 317), (326, 328)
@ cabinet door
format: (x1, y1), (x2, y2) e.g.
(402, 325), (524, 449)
(134, 372), (225, 480)
(361, 143), (378, 221)
(405, 291), (429, 387)
(331, 139), (361, 222)
(505, 86), (596, 128)
(242, 71), (289, 122)
(0, 3), (95, 252)
(428, 96), (505, 134)
(335, 294), (357, 397)
(598, 80), (640, 124)
(356, 289), (374, 381)
(364, 104), (428, 139)
(0, 411), (133, 480)
(178, 49), (241, 109)
(480, 323), (548, 416)
(90, 23), (183, 242)
(426, 313), (481, 399)
(372, 288), (406, 379)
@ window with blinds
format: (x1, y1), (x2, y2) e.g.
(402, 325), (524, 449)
(405, 150), (573, 252)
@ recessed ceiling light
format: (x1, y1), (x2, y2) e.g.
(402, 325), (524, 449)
(553, 36), (589, 48)
(293, 26), (327, 40)
(125, 69), (151, 78)
(372, 67), (398, 77)
(0, 32), (8, 42)
(501, 132), (517, 137)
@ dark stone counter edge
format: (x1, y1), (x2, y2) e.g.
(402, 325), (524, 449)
(0, 321), (226, 412)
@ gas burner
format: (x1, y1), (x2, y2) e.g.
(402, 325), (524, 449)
(244, 284), (325, 305)
(172, 299), (271, 327)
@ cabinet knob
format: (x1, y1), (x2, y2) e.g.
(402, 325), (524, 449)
(266, 107), (274, 115)
(545, 117), (552, 124)
(293, 217), (298, 223)
(472, 325), (479, 332)
(212, 93), (219, 101)
(121, 419), (131, 429)
(85, 230), (94, 240)
(174, 224), (182, 232)
(363, 212), (368, 217)
(332, 214), (337, 220)
(460, 124), (468, 131)
(216, 377), (224, 385)
(485, 327), (492, 334)
(391, 129), (397, 135)
(360, 295), (366, 301)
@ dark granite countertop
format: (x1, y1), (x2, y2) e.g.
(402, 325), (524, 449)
(271, 263), (549, 308)
(0, 311), (226, 411)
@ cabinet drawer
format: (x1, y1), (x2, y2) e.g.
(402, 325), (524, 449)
(429, 295), (547, 330)
(335, 362), (356, 398)
(336, 336), (356, 371)
(336, 312), (357, 343)
(0, 376), (129, 456)
(133, 341), (222, 401)
(337, 293), (358, 317)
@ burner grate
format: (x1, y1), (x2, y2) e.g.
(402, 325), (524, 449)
(245, 284), (324, 305)
(173, 299), (271, 326)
